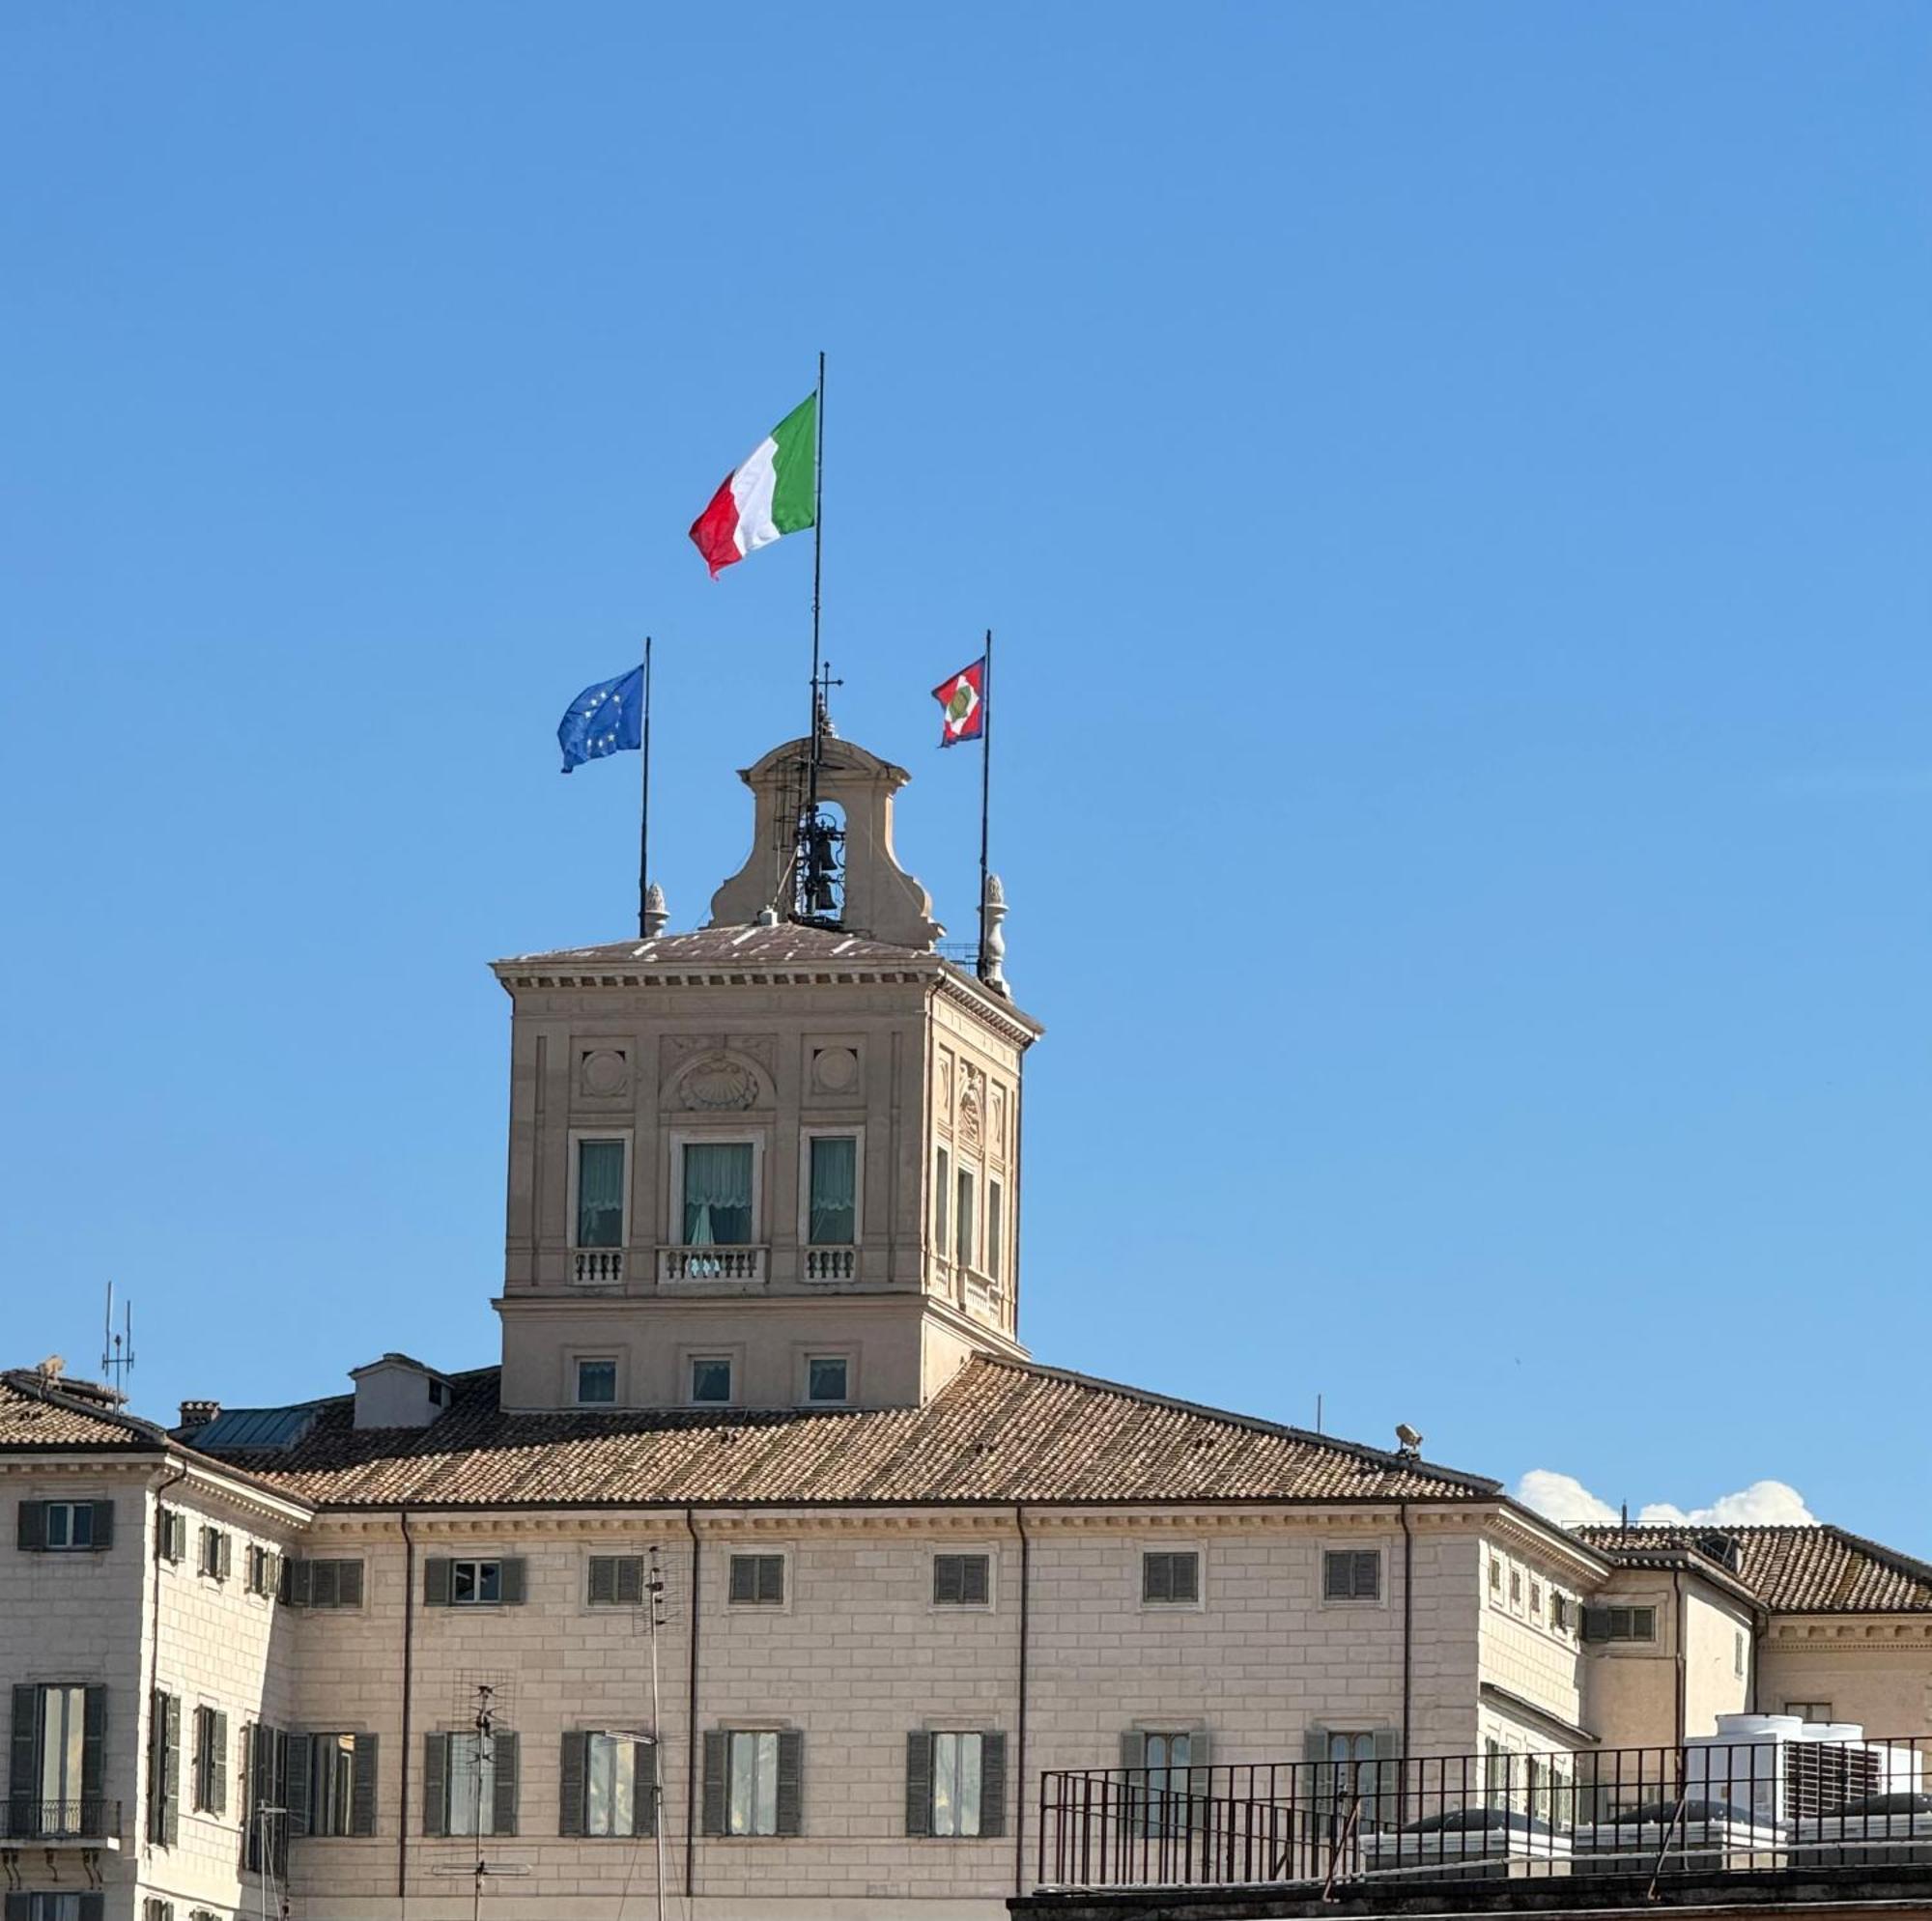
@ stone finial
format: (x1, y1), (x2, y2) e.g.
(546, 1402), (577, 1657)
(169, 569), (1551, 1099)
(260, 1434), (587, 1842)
(642, 881), (669, 940)
(980, 873), (1009, 997)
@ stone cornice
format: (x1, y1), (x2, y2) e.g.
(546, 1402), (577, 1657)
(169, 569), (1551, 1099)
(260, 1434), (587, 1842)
(1769, 1615), (1932, 1648)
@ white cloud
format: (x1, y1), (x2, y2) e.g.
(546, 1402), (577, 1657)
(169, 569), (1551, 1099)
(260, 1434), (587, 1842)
(1514, 1470), (1814, 1530)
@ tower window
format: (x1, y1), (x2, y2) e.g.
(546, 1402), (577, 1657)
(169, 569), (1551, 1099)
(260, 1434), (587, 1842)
(575, 1359), (618, 1405)
(934, 1147), (950, 1255)
(690, 1357), (733, 1405)
(682, 1143), (754, 1246)
(955, 1169), (976, 1270)
(804, 1356), (848, 1404)
(808, 1136), (857, 1244)
(576, 1141), (626, 1249)
(986, 1180), (1003, 1283)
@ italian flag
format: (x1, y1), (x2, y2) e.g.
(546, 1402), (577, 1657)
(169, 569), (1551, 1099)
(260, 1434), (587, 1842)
(689, 393), (817, 578)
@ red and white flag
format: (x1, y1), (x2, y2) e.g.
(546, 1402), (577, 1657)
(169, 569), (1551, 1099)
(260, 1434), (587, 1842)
(932, 659), (986, 746)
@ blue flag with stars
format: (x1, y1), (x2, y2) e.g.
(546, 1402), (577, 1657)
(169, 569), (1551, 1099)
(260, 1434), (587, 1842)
(557, 665), (643, 773)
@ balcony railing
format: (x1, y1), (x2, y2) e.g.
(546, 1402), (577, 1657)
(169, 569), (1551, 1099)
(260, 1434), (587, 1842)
(571, 1247), (625, 1285)
(1037, 1736), (1932, 1894)
(0, 1799), (123, 1844)
(659, 1244), (767, 1284)
(804, 1245), (856, 1282)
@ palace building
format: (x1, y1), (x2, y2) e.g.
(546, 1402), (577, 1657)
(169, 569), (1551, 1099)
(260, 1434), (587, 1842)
(5, 726), (1931, 1921)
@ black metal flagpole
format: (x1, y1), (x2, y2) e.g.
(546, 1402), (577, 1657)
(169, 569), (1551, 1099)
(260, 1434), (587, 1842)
(809, 350), (826, 768)
(978, 627), (994, 981)
(638, 635), (653, 939)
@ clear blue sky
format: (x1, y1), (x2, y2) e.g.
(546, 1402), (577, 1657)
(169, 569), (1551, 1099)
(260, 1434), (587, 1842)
(4, 5), (1927, 1544)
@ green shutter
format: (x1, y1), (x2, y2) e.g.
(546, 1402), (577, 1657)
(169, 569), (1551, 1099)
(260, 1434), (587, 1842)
(558, 1732), (587, 1835)
(16, 1502), (45, 1552)
(285, 1734), (310, 1839)
(423, 1559), (452, 1606)
(758, 1557), (784, 1605)
(10, 1686), (40, 1833)
(775, 1730), (803, 1836)
(491, 1731), (519, 1836)
(422, 1734), (448, 1837)
(282, 1558), (309, 1606)
(980, 1732), (1008, 1840)
(904, 1733), (932, 1836)
(216, 1531), (231, 1579)
(351, 1734), (379, 1836)
(339, 1560), (365, 1607)
(587, 1559), (617, 1607)
(633, 1739), (657, 1837)
(82, 1685), (106, 1804)
(90, 1501), (114, 1551)
(310, 1561), (339, 1610)
(617, 1557), (644, 1606)
(499, 1559), (527, 1606)
(727, 1557), (754, 1604)
(700, 1732), (727, 1836)
(156, 1691), (181, 1846)
(210, 1710), (229, 1816)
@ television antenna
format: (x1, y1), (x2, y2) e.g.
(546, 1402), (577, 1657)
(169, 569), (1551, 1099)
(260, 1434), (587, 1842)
(605, 1544), (671, 1921)
(430, 1685), (530, 1921)
(100, 1283), (135, 1400)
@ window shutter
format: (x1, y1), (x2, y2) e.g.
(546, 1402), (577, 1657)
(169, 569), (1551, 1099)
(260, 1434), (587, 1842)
(587, 1558), (617, 1606)
(217, 1531), (232, 1580)
(727, 1557), (754, 1604)
(16, 1501), (45, 1552)
(423, 1558), (452, 1606)
(616, 1557), (643, 1606)
(1303, 1725), (1332, 1810)
(310, 1561), (339, 1610)
(422, 1734), (448, 1837)
(700, 1732), (727, 1836)
(149, 1693), (168, 1842)
(904, 1733), (932, 1836)
(285, 1734), (311, 1839)
(558, 1732), (587, 1836)
(633, 1739), (657, 1837)
(1355, 1550), (1380, 1599)
(1120, 1730), (1147, 1771)
(1323, 1552), (1349, 1599)
(1174, 1552), (1200, 1604)
(5, 1895), (28, 1921)
(11, 1686), (40, 1833)
(210, 1710), (229, 1816)
(79, 1898), (104, 1921)
(338, 1560), (364, 1607)
(980, 1732), (1008, 1839)
(934, 1558), (962, 1606)
(760, 1557), (784, 1605)
(491, 1731), (519, 1836)
(281, 1558), (306, 1606)
(82, 1685), (107, 1803)
(164, 1692), (183, 1845)
(1582, 1604), (1612, 1643)
(499, 1558), (527, 1606)
(351, 1734), (379, 1836)
(1186, 1727), (1211, 1776)
(964, 1555), (990, 1605)
(775, 1730), (803, 1836)
(90, 1500), (115, 1551)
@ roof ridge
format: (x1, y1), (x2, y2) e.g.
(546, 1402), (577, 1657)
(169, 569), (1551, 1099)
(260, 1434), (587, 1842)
(1824, 1523), (1932, 1593)
(964, 1355), (1501, 1494)
(1, 1368), (167, 1443)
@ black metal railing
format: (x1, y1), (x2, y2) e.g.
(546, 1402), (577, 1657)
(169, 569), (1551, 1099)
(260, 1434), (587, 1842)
(0, 1798), (122, 1842)
(1037, 1736), (1932, 1891)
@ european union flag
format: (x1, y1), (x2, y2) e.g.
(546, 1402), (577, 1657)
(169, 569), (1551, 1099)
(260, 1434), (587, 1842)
(558, 666), (643, 773)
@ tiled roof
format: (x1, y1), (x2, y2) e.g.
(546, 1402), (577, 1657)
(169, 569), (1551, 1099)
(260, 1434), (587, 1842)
(191, 1357), (1501, 1511)
(1576, 1524), (1932, 1614)
(0, 1370), (154, 1449)
(497, 925), (938, 970)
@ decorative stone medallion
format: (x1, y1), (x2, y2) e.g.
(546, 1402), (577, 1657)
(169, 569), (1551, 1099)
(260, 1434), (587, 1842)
(578, 1048), (630, 1099)
(811, 1045), (859, 1095)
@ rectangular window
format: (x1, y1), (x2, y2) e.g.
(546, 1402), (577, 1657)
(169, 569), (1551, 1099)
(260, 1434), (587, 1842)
(955, 1168), (976, 1269)
(242, 1723), (290, 1876)
(451, 1560), (503, 1606)
(575, 1358), (618, 1405)
(727, 1553), (785, 1606)
(682, 1141), (754, 1245)
(446, 1731), (497, 1836)
(1785, 1700), (1833, 1722)
(1489, 1556), (1502, 1594)
(934, 1147), (950, 1254)
(689, 1356), (732, 1405)
(726, 1730), (781, 1836)
(157, 1508), (187, 1565)
(144, 1902), (173, 1921)
(1606, 1605), (1657, 1641)
(192, 1707), (228, 1815)
(244, 1544), (280, 1596)
(1143, 1730), (1194, 1839)
(44, 1502), (96, 1551)
(35, 1683), (91, 1833)
(1141, 1550), (1200, 1605)
(1508, 1567), (1521, 1605)
(930, 1731), (985, 1837)
(807, 1136), (857, 1244)
(587, 1555), (645, 1607)
(933, 1553), (991, 1606)
(584, 1733), (646, 1837)
(1323, 1549), (1380, 1601)
(198, 1527), (230, 1582)
(281, 1557), (365, 1609)
(28, 1900), (85, 1921)
(309, 1733), (360, 1837)
(986, 1180), (1003, 1283)
(576, 1140), (626, 1248)
(1550, 1593), (1570, 1633)
(805, 1356), (848, 1404)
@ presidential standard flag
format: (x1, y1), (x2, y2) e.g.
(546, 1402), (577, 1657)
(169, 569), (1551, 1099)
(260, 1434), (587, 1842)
(558, 666), (644, 773)
(932, 658), (986, 747)
(689, 392), (818, 578)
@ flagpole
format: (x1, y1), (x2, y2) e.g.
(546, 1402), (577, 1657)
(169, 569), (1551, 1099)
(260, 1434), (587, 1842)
(638, 635), (653, 939)
(809, 350), (826, 757)
(978, 628), (993, 982)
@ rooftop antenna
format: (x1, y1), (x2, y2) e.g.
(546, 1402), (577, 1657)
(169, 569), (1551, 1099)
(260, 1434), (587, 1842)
(100, 1282), (135, 1401)
(607, 1544), (671, 1921)
(430, 1684), (531, 1917)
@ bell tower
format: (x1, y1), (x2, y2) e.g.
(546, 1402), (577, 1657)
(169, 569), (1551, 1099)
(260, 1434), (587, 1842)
(492, 729), (1040, 1413)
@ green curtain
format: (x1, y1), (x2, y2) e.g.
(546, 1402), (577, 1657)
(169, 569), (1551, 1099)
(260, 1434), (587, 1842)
(683, 1143), (753, 1245)
(809, 1137), (856, 1244)
(577, 1142), (625, 1248)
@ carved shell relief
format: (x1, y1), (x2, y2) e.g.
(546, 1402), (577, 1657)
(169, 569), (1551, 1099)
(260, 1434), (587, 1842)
(676, 1053), (763, 1111)
(577, 1047), (631, 1100)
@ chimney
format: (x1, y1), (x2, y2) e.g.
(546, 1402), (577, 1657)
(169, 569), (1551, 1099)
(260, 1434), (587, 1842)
(179, 1398), (220, 1431)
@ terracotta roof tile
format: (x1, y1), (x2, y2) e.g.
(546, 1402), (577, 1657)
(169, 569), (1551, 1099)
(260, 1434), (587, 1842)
(1576, 1523), (1932, 1614)
(497, 925), (936, 970)
(0, 1371), (151, 1449)
(194, 1357), (1500, 1511)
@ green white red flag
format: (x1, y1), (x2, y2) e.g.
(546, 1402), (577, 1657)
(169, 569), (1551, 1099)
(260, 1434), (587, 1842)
(689, 393), (818, 578)
(933, 659), (986, 746)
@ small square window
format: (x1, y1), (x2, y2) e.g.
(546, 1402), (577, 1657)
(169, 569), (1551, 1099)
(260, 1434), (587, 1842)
(727, 1553), (785, 1606)
(576, 1359), (618, 1405)
(1606, 1604), (1657, 1641)
(690, 1357), (732, 1405)
(44, 1502), (95, 1551)
(1141, 1550), (1200, 1605)
(1323, 1549), (1380, 1601)
(451, 1559), (503, 1605)
(933, 1553), (991, 1606)
(805, 1356), (848, 1404)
